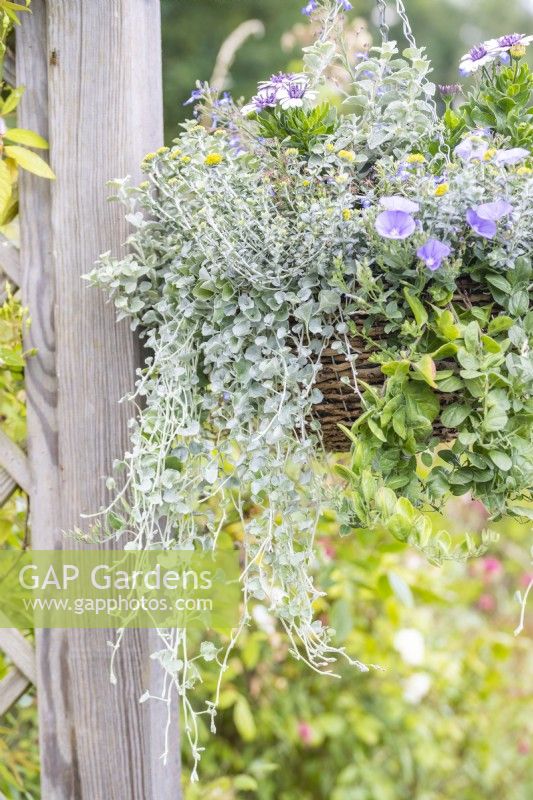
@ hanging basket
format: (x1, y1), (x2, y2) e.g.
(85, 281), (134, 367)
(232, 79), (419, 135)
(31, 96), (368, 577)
(312, 279), (493, 451)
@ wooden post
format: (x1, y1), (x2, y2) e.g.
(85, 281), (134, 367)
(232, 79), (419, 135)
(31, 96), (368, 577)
(17, 2), (181, 797)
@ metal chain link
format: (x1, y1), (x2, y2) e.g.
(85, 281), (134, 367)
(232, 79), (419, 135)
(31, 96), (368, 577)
(376, 0), (416, 47)
(376, 0), (389, 43)
(375, 0), (440, 124)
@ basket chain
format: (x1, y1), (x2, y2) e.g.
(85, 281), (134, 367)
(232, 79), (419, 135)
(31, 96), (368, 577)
(375, 0), (439, 124)
(376, 0), (417, 48)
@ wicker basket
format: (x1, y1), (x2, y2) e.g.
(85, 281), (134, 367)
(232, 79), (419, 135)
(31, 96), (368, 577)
(311, 282), (492, 451)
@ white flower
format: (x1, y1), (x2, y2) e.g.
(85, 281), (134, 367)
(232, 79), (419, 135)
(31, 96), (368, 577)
(403, 672), (432, 704)
(393, 628), (425, 666)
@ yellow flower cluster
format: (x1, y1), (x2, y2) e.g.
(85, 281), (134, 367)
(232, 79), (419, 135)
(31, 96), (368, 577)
(406, 153), (425, 164)
(204, 152), (223, 167)
(338, 149), (355, 162)
(435, 183), (449, 197)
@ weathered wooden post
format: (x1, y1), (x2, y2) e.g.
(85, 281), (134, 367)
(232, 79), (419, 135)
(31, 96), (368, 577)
(17, 1), (181, 796)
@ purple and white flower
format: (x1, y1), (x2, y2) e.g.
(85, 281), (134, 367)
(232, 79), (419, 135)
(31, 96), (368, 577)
(375, 210), (416, 240)
(242, 72), (316, 115)
(496, 33), (533, 50)
(379, 196), (420, 213)
(338, 0), (353, 9)
(454, 137), (489, 162)
(494, 147), (530, 165)
(459, 42), (503, 75)
(417, 239), (451, 271)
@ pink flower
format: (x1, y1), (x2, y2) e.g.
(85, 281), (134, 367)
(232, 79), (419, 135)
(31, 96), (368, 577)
(477, 594), (496, 613)
(297, 721), (313, 745)
(517, 738), (531, 755)
(481, 557), (502, 578)
(319, 538), (336, 560)
(520, 572), (533, 588)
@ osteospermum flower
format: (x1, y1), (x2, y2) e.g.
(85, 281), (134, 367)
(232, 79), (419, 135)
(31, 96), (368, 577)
(459, 42), (502, 75)
(242, 72), (315, 115)
(380, 196), (420, 213)
(416, 239), (451, 271)
(277, 79), (316, 110)
(375, 210), (416, 239)
(496, 33), (533, 50)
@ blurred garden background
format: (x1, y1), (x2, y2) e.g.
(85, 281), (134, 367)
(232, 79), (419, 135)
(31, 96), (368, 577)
(1, 0), (533, 797)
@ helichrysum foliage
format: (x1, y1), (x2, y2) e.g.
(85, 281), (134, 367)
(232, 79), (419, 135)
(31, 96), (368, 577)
(89, 0), (532, 773)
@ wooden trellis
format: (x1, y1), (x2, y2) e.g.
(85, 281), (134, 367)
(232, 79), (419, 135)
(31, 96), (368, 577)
(0, 235), (36, 718)
(0, 1), (183, 797)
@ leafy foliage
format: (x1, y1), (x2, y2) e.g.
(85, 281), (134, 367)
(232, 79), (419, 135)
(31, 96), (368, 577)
(253, 103), (337, 153)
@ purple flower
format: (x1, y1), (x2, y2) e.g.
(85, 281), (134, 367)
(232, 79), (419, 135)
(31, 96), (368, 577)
(494, 147), (530, 165)
(375, 210), (416, 240)
(497, 33), (533, 49)
(338, 0), (353, 9)
(380, 195), (420, 213)
(475, 200), (512, 221)
(438, 83), (461, 97)
(454, 137), (489, 162)
(301, 0), (318, 14)
(183, 88), (203, 106)
(459, 42), (502, 75)
(466, 209), (497, 239)
(417, 239), (451, 271)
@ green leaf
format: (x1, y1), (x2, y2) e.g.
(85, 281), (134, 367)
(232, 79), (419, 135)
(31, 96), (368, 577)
(484, 406), (508, 431)
(392, 410), (407, 439)
(431, 342), (458, 360)
(404, 382), (440, 423)
(164, 456), (183, 472)
(387, 571), (414, 608)
(436, 310), (460, 341)
(1, 86), (24, 115)
(436, 375), (464, 393)
(334, 464), (356, 482)
(367, 418), (387, 442)
(0, 159), (12, 217)
(489, 451), (513, 471)
(485, 273), (512, 294)
(4, 145), (56, 179)
(488, 315), (513, 335)
(3, 128), (49, 148)
(403, 288), (428, 328)
(413, 355), (437, 387)
(234, 697), (257, 742)
(440, 404), (471, 428)
(463, 321), (480, 353)
(509, 290), (529, 316)
(509, 506), (533, 520)
(481, 334), (501, 353)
